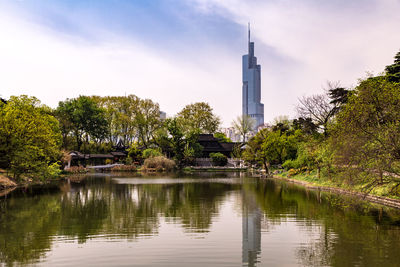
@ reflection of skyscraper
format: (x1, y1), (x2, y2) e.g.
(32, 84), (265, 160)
(242, 24), (264, 129)
(242, 191), (261, 266)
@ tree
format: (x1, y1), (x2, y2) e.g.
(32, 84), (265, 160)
(297, 82), (351, 136)
(385, 50), (400, 83)
(243, 126), (300, 175)
(0, 96), (62, 179)
(135, 99), (162, 148)
(177, 102), (220, 134)
(165, 118), (186, 168)
(331, 76), (400, 191)
(93, 95), (139, 145)
(214, 132), (232, 143)
(232, 115), (255, 142)
(56, 96), (108, 151)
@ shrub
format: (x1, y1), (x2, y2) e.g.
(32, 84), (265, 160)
(210, 152), (228, 166)
(124, 156), (133, 165)
(111, 165), (137, 172)
(143, 156), (176, 172)
(105, 159), (113, 165)
(142, 148), (162, 159)
(64, 166), (88, 174)
(43, 162), (62, 180)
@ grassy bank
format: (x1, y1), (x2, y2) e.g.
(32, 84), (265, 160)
(273, 170), (400, 208)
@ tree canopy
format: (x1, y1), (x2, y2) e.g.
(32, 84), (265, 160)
(56, 96), (109, 151)
(385, 50), (400, 83)
(177, 102), (220, 134)
(0, 96), (62, 179)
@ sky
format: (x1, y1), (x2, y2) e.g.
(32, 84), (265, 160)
(0, 0), (399, 127)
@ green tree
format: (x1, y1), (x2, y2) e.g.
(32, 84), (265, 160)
(135, 99), (162, 148)
(243, 126), (300, 175)
(56, 96), (108, 151)
(232, 115), (255, 142)
(214, 132), (232, 143)
(177, 102), (220, 134)
(0, 95), (62, 180)
(385, 50), (400, 83)
(165, 118), (186, 168)
(331, 76), (400, 190)
(93, 95), (139, 145)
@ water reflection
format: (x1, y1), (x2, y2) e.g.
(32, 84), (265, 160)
(242, 190), (261, 266)
(0, 174), (400, 266)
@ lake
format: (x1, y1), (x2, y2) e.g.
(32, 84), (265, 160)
(1, 172), (400, 266)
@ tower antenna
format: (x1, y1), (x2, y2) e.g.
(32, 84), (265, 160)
(248, 22), (250, 43)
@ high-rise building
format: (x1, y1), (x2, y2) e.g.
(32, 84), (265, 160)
(242, 24), (264, 128)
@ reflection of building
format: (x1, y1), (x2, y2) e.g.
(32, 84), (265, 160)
(242, 24), (264, 129)
(242, 191), (261, 266)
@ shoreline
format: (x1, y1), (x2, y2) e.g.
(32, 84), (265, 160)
(272, 174), (400, 209)
(3, 170), (400, 209)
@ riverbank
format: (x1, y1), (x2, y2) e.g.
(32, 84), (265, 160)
(273, 171), (400, 209)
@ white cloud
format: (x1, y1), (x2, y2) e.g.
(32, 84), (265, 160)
(0, 10), (240, 126)
(187, 0), (400, 120)
(1, 0), (400, 128)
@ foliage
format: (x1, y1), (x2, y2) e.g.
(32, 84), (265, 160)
(385, 50), (400, 83)
(243, 125), (301, 175)
(93, 95), (139, 145)
(56, 96), (108, 151)
(0, 95), (62, 180)
(142, 156), (176, 171)
(64, 166), (88, 173)
(214, 132), (232, 143)
(110, 164), (137, 171)
(134, 98), (162, 148)
(127, 142), (142, 162)
(142, 148), (162, 159)
(161, 118), (202, 168)
(231, 144), (242, 159)
(176, 102), (220, 134)
(209, 152), (228, 166)
(297, 82), (351, 136)
(331, 76), (400, 190)
(232, 115), (255, 142)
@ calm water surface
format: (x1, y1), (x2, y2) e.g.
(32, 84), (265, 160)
(1, 172), (400, 266)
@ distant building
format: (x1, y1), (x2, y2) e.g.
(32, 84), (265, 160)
(242, 24), (264, 129)
(220, 127), (241, 143)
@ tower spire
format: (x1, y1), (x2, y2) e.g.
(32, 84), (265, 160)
(248, 22), (250, 44)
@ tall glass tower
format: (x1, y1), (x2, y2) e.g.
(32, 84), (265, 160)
(242, 24), (264, 128)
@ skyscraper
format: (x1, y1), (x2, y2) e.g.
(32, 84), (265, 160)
(242, 24), (264, 129)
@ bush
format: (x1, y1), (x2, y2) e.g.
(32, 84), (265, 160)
(64, 166), (88, 174)
(111, 165), (137, 172)
(43, 162), (62, 179)
(143, 156), (176, 172)
(210, 152), (228, 166)
(142, 148), (162, 159)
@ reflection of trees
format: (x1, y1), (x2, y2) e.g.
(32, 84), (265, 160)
(0, 177), (237, 265)
(246, 179), (400, 266)
(0, 193), (61, 265)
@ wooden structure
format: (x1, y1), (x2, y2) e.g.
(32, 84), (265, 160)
(197, 134), (238, 157)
